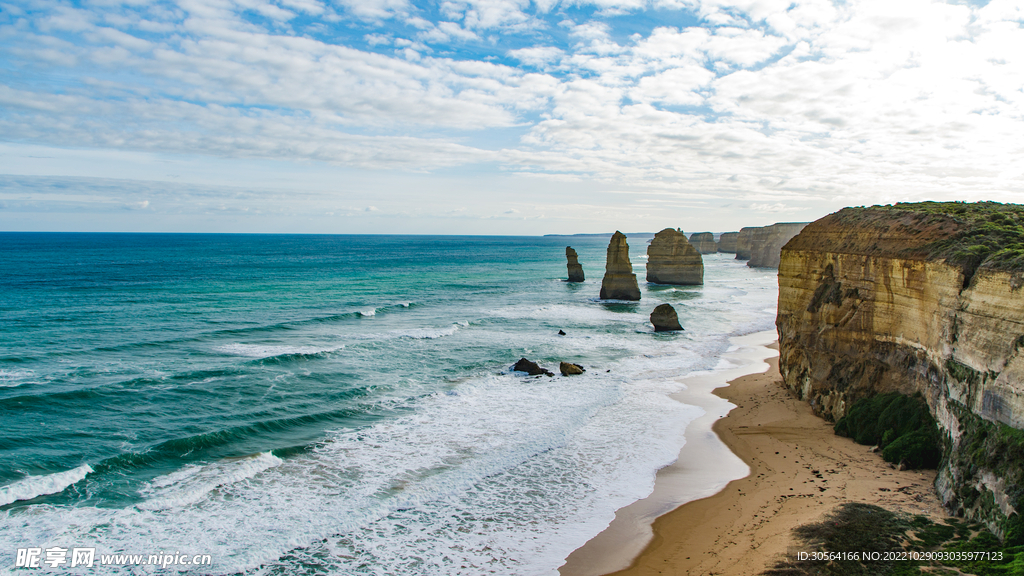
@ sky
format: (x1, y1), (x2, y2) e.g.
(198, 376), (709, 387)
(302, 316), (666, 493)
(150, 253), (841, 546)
(1, 0), (1023, 234)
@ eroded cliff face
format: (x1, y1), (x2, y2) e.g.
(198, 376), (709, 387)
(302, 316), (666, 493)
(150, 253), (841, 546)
(718, 232), (739, 253)
(688, 232), (718, 254)
(777, 206), (1024, 539)
(647, 228), (703, 285)
(748, 222), (809, 268)
(735, 227), (757, 260)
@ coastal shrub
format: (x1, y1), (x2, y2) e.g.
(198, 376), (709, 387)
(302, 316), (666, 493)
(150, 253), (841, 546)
(947, 402), (1024, 545)
(763, 503), (1024, 576)
(871, 201), (1024, 277)
(946, 358), (981, 385)
(834, 392), (942, 469)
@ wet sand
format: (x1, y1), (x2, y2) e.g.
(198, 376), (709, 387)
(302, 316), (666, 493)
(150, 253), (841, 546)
(565, 339), (947, 576)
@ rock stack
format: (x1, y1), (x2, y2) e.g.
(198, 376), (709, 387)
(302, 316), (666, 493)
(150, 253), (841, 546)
(650, 304), (683, 331)
(646, 228), (703, 285)
(734, 227), (758, 260)
(513, 358), (553, 377)
(599, 231), (641, 301)
(748, 222), (809, 268)
(718, 232), (739, 253)
(689, 232), (718, 254)
(559, 362), (585, 376)
(565, 246), (585, 282)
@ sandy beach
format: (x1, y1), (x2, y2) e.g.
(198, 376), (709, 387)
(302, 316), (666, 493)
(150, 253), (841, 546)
(566, 339), (947, 576)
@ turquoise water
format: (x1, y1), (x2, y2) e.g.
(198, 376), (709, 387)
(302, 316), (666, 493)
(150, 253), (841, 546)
(0, 233), (778, 574)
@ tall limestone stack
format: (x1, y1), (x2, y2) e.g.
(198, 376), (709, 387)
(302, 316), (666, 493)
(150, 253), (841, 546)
(565, 246), (585, 282)
(646, 228), (703, 285)
(688, 232), (718, 254)
(718, 232), (739, 253)
(735, 226), (758, 260)
(776, 202), (1024, 544)
(599, 231), (641, 301)
(747, 222), (810, 268)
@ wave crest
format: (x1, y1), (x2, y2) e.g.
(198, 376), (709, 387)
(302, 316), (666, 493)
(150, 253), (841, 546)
(0, 464), (93, 507)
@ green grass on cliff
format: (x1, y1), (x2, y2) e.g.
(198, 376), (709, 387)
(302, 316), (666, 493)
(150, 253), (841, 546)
(762, 503), (1024, 576)
(834, 393), (942, 469)
(873, 201), (1024, 276)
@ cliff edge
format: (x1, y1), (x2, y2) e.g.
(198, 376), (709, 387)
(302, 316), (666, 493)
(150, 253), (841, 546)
(777, 201), (1024, 542)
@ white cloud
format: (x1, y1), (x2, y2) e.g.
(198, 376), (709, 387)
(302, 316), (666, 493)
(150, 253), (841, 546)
(335, 0), (410, 20)
(4, 0), (1024, 233)
(508, 46), (564, 67)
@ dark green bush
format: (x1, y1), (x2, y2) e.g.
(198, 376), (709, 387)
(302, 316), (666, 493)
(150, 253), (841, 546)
(763, 503), (1024, 576)
(834, 392), (941, 469)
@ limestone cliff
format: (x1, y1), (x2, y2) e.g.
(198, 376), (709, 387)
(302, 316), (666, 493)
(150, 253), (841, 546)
(748, 222), (809, 268)
(565, 246), (585, 282)
(777, 202), (1024, 541)
(688, 232), (717, 254)
(600, 231), (641, 301)
(718, 232), (739, 253)
(735, 227), (758, 260)
(646, 228), (703, 285)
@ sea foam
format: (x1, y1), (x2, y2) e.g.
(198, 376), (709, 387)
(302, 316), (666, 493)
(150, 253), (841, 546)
(138, 452), (283, 510)
(0, 464), (93, 507)
(214, 344), (344, 359)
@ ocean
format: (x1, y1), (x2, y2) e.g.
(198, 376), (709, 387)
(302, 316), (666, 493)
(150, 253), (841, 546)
(0, 233), (778, 575)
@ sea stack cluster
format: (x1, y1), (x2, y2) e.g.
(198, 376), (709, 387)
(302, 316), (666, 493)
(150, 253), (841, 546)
(599, 231), (641, 301)
(688, 232), (718, 254)
(565, 246), (585, 282)
(646, 228), (703, 285)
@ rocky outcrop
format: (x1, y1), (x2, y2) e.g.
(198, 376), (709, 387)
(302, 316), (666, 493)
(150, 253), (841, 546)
(513, 358), (553, 377)
(646, 228), (703, 285)
(560, 362), (585, 376)
(650, 304), (683, 332)
(689, 232), (717, 254)
(718, 232), (739, 253)
(735, 227), (758, 260)
(600, 231), (641, 301)
(747, 222), (809, 268)
(776, 203), (1024, 542)
(565, 247), (585, 282)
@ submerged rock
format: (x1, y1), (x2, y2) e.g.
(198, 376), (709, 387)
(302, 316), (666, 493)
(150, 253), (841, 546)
(646, 228), (703, 285)
(512, 358), (553, 377)
(565, 247), (585, 282)
(650, 303), (683, 332)
(559, 362), (585, 376)
(599, 231), (641, 301)
(689, 232), (718, 254)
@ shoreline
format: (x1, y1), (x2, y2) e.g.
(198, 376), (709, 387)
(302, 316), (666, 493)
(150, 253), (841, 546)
(593, 341), (947, 576)
(560, 330), (780, 576)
